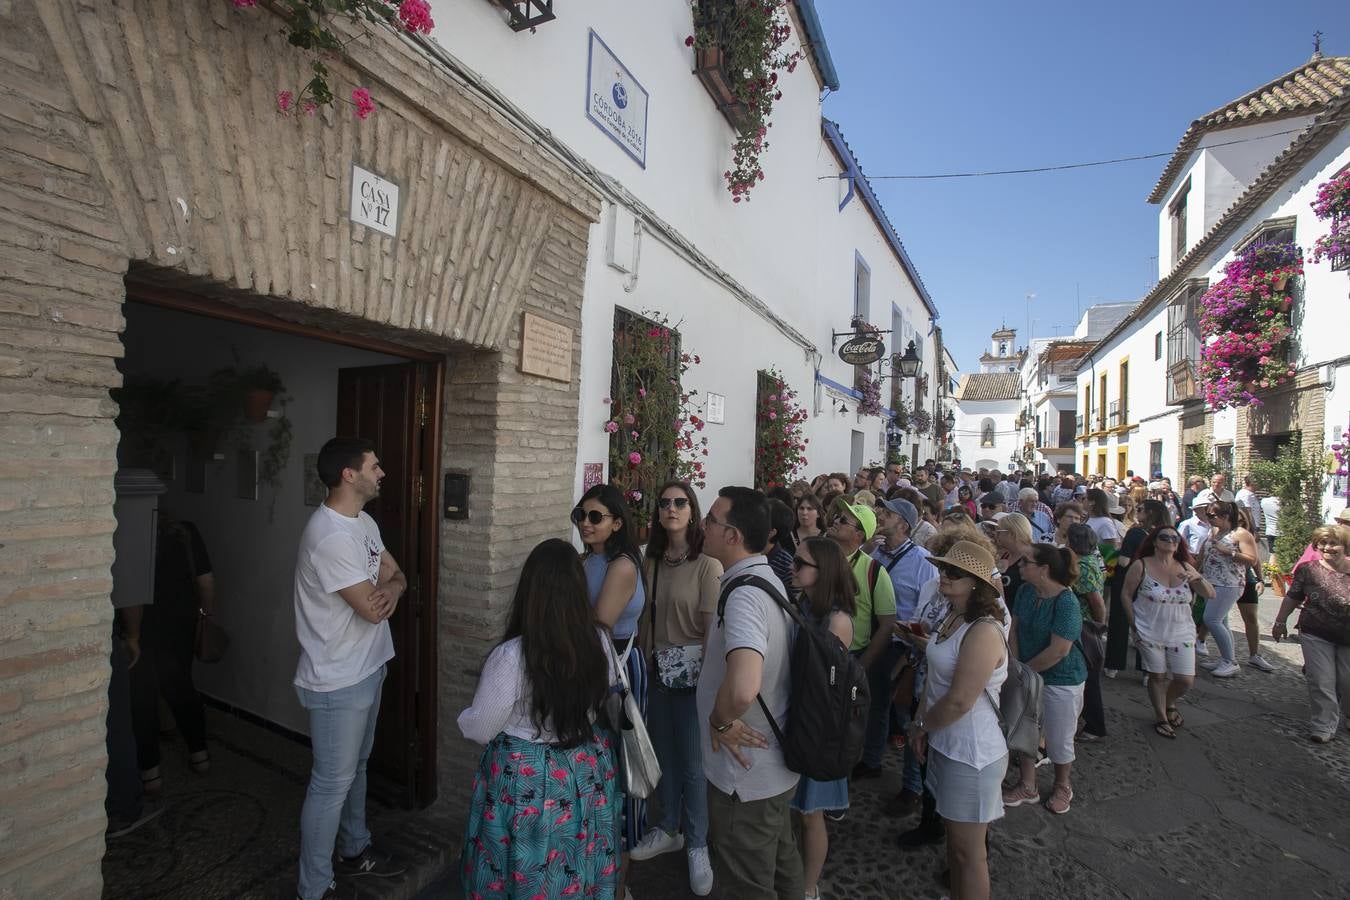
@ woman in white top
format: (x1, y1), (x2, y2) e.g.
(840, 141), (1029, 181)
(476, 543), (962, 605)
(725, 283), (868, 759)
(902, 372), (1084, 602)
(1198, 500), (1260, 679)
(457, 539), (621, 899)
(909, 540), (1008, 900)
(1085, 488), (1125, 549)
(1120, 525), (1214, 738)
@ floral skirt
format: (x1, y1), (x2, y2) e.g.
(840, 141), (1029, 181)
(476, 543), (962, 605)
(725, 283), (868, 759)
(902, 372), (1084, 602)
(461, 728), (621, 899)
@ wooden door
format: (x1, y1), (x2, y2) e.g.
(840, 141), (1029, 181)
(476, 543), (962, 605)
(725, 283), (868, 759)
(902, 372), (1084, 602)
(337, 362), (438, 807)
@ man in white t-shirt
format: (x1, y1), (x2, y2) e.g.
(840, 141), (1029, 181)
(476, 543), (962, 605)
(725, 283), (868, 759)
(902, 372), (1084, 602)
(294, 438), (407, 900)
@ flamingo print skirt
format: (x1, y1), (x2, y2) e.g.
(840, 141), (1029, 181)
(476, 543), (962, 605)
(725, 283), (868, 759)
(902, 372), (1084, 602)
(461, 728), (621, 899)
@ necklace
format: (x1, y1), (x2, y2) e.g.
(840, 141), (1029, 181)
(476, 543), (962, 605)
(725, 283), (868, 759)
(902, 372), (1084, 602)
(663, 550), (688, 566)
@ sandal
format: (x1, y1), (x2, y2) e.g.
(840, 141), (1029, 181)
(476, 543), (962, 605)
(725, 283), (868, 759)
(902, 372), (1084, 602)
(1153, 721), (1176, 739)
(1166, 708), (1183, 729)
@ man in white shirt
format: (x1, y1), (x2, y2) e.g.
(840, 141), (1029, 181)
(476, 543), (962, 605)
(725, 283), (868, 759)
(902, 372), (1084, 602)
(294, 438), (407, 900)
(1209, 472), (1235, 503)
(697, 486), (801, 899)
(1235, 475), (1263, 534)
(1179, 489), (1216, 555)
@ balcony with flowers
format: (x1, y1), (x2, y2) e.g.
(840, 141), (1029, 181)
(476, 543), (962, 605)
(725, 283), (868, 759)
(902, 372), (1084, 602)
(1196, 240), (1303, 409)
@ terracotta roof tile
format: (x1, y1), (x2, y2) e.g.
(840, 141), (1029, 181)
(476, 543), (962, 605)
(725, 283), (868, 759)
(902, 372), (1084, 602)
(1148, 56), (1350, 203)
(955, 373), (1020, 401)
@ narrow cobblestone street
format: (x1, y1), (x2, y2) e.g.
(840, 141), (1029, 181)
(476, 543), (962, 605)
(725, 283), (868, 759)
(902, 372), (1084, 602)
(618, 593), (1350, 900)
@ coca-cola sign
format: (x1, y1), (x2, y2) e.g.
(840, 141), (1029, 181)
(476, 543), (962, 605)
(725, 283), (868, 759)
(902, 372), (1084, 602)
(838, 334), (884, 365)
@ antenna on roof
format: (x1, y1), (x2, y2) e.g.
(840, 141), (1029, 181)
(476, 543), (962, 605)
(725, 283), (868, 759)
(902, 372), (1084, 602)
(1312, 30), (1324, 61)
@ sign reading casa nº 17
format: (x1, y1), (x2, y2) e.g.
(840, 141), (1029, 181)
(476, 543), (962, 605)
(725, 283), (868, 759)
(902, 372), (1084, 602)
(586, 30), (649, 168)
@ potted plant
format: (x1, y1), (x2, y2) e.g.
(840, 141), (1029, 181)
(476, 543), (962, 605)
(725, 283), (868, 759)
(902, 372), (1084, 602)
(1250, 440), (1325, 588)
(214, 364), (286, 423)
(1311, 168), (1350, 269)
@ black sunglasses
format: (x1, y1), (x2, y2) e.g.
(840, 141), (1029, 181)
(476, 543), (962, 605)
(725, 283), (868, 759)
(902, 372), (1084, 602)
(791, 557), (818, 571)
(571, 508), (614, 526)
(1155, 533), (1180, 543)
(831, 513), (863, 530)
(936, 562), (972, 580)
(657, 497), (690, 510)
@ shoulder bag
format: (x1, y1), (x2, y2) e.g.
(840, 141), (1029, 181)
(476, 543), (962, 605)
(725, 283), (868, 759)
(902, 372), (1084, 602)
(978, 617), (1044, 758)
(604, 633), (661, 799)
(650, 560), (704, 693)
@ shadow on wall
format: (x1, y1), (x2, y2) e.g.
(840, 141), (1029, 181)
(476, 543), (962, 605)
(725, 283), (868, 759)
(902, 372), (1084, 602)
(118, 301), (402, 735)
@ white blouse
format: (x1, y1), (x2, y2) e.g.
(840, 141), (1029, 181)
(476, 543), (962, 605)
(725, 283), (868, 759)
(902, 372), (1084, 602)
(456, 630), (617, 745)
(925, 618), (1008, 768)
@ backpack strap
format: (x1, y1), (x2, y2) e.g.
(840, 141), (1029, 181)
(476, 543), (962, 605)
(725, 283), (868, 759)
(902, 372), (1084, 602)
(867, 557), (882, 594)
(716, 573), (800, 749)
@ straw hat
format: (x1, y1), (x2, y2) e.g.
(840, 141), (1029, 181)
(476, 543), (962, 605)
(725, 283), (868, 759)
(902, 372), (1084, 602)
(928, 540), (1001, 590)
(1336, 508), (1350, 525)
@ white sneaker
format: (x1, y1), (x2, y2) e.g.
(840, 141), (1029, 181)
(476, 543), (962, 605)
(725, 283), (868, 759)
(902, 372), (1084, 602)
(630, 828), (683, 861)
(1195, 641), (1209, 657)
(1249, 654), (1275, 672)
(687, 846), (713, 896)
(1199, 658), (1222, 671)
(1211, 661), (1241, 678)
(1103, 668), (1119, 679)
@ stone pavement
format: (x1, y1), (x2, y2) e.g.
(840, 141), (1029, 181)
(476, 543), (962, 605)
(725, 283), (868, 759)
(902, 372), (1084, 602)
(616, 592), (1350, 900)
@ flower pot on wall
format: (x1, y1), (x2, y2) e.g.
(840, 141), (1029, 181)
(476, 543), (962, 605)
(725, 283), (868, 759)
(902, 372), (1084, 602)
(1272, 274), (1289, 291)
(693, 44), (752, 132)
(243, 389), (274, 423)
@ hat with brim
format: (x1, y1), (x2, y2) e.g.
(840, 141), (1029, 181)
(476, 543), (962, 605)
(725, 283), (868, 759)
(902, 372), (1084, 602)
(1107, 502), (1125, 515)
(879, 497), (919, 529)
(1192, 489), (1218, 508)
(1336, 508), (1350, 525)
(830, 496), (876, 540)
(928, 540), (1000, 591)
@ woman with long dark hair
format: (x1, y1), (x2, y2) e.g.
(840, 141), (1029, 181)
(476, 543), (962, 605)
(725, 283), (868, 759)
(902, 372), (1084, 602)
(766, 498), (800, 603)
(1120, 525), (1214, 737)
(1085, 488), (1124, 549)
(1105, 499), (1173, 674)
(458, 539), (620, 897)
(788, 536), (857, 900)
(573, 483), (647, 895)
(1002, 545), (1086, 815)
(795, 492), (826, 543)
(630, 482), (720, 895)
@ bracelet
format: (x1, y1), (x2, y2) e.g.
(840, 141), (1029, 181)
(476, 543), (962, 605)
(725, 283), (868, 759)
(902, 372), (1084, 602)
(713, 719), (734, 734)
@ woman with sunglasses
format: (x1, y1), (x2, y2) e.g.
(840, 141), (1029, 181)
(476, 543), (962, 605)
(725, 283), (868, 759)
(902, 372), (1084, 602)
(787, 536), (857, 900)
(572, 483), (647, 896)
(1002, 545), (1086, 815)
(909, 540), (1007, 900)
(1119, 526), (1213, 737)
(957, 484), (977, 519)
(630, 482), (720, 895)
(794, 492), (826, 543)
(1198, 500), (1259, 679)
(1105, 500), (1173, 675)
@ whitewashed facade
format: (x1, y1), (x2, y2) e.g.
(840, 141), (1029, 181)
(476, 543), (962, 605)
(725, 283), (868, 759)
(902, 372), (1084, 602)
(952, 329), (1023, 470)
(1074, 56), (1350, 514)
(435, 1), (940, 497)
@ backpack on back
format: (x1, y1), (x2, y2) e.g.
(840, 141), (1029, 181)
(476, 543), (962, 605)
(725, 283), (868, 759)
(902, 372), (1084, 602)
(718, 574), (870, 782)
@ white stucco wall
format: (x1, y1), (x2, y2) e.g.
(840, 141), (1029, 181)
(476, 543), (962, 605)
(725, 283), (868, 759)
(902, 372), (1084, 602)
(953, 399), (1019, 472)
(433, 1), (938, 500)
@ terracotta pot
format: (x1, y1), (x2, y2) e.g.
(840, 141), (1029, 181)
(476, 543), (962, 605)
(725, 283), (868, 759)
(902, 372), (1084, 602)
(243, 389), (274, 423)
(1271, 573), (1287, 597)
(1272, 274), (1289, 291)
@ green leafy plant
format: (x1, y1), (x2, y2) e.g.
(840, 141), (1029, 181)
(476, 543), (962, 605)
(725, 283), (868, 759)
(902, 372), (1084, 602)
(229, 0), (435, 117)
(606, 311), (707, 523)
(1185, 440), (1219, 481)
(689, 0), (803, 201)
(1250, 440), (1325, 573)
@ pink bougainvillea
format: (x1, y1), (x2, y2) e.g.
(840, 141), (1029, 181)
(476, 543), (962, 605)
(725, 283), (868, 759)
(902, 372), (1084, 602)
(1311, 168), (1350, 265)
(755, 369), (808, 489)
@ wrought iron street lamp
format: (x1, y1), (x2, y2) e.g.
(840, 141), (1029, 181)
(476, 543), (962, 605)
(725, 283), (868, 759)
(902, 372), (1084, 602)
(896, 340), (922, 379)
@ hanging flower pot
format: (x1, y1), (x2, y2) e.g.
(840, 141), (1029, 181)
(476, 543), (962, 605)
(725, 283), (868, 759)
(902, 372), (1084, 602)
(1272, 274), (1288, 291)
(243, 389), (274, 423)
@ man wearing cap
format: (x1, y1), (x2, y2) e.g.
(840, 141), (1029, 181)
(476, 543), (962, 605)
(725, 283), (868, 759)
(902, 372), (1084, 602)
(1018, 488), (1056, 542)
(827, 497), (897, 781)
(869, 499), (938, 793)
(978, 493), (1006, 522)
(1179, 489), (1216, 556)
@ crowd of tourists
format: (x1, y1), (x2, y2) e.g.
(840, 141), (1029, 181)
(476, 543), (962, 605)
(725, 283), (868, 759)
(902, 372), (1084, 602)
(456, 462), (1350, 900)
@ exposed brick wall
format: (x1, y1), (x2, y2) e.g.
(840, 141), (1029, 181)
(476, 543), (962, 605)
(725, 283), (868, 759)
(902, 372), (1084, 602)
(0, 1), (599, 893)
(1235, 368), (1328, 475)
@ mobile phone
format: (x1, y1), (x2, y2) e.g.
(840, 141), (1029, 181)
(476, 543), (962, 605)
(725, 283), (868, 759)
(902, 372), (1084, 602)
(907, 621), (926, 636)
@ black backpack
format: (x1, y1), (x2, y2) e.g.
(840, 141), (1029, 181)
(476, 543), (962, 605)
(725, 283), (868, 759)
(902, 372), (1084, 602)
(718, 574), (870, 782)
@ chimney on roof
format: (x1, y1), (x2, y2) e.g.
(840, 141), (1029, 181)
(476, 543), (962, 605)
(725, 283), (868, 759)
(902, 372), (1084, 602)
(1312, 30), (1324, 61)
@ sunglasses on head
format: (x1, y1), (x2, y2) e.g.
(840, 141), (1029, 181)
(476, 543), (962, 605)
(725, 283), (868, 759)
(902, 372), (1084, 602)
(570, 508), (614, 526)
(657, 497), (690, 510)
(791, 556), (818, 571)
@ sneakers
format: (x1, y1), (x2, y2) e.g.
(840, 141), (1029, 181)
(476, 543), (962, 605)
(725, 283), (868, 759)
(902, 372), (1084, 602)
(823, 809), (847, 823)
(1002, 782), (1040, 808)
(1310, 733), (1334, 744)
(1248, 654), (1275, 672)
(334, 843), (405, 878)
(1195, 641), (1209, 657)
(1044, 784), (1073, 815)
(297, 881), (353, 900)
(1199, 658), (1223, 671)
(687, 846), (713, 896)
(106, 797), (165, 839)
(1211, 661), (1241, 678)
(630, 828), (684, 861)
(1103, 668), (1118, 679)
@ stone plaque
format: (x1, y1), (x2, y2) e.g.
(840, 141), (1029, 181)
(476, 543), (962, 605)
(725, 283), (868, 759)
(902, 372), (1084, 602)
(705, 392), (726, 425)
(520, 312), (573, 382)
(350, 164), (400, 237)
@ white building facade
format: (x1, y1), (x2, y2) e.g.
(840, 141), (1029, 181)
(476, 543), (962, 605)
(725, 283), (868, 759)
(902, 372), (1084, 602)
(952, 328), (1023, 470)
(439, 1), (940, 499)
(1075, 56), (1350, 514)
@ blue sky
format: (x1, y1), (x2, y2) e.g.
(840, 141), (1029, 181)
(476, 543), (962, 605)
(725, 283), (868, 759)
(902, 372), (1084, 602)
(813, 0), (1346, 372)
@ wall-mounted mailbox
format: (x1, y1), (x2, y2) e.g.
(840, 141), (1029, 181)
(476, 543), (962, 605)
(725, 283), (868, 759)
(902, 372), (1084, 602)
(444, 472), (469, 520)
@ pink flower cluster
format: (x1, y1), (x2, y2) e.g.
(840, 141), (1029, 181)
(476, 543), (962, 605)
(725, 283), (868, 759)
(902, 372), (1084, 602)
(396, 0), (435, 35)
(755, 372), (809, 488)
(1311, 169), (1350, 264)
(1197, 241), (1303, 409)
(351, 88), (376, 120)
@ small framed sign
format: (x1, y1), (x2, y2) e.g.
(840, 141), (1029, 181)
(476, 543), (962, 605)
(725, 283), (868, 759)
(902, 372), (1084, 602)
(705, 392), (726, 425)
(586, 30), (649, 168)
(350, 164), (400, 237)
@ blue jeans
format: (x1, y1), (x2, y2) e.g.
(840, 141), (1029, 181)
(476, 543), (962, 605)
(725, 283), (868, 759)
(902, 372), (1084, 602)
(861, 642), (908, 770)
(646, 682), (707, 848)
(296, 666), (385, 900)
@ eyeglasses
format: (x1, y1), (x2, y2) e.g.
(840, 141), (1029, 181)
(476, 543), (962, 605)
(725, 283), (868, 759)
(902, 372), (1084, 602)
(571, 508), (614, 526)
(791, 556), (818, 571)
(936, 563), (972, 580)
(657, 497), (690, 510)
(832, 513), (863, 531)
(1155, 533), (1180, 544)
(704, 512), (738, 534)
